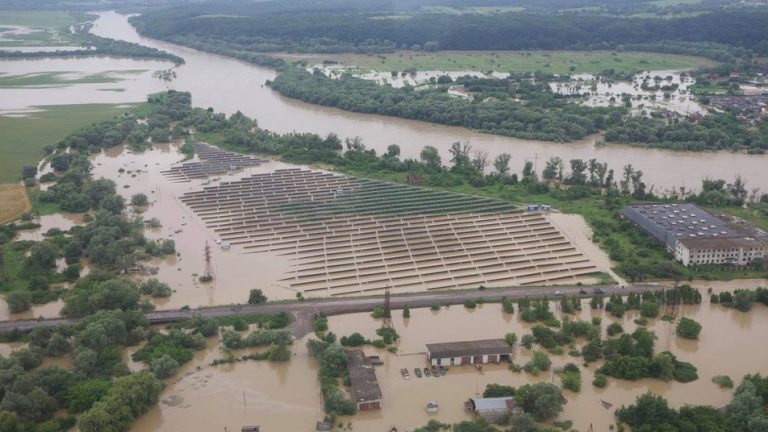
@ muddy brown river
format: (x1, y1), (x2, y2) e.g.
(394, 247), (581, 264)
(85, 12), (768, 195)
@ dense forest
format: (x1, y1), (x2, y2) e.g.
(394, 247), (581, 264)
(270, 68), (619, 142)
(269, 67), (768, 151)
(133, 8), (768, 55)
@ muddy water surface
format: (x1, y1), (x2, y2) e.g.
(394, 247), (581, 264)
(327, 296), (768, 431)
(88, 143), (299, 308)
(130, 333), (323, 432)
(83, 12), (768, 194)
(132, 288), (768, 432)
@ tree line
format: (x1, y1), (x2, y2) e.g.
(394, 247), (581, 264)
(133, 8), (768, 55)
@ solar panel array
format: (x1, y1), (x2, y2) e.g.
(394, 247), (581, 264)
(180, 168), (598, 296)
(161, 142), (267, 182)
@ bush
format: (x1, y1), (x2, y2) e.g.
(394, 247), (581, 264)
(371, 306), (386, 318)
(340, 332), (367, 347)
(150, 354), (179, 378)
(640, 302), (659, 318)
(463, 299), (477, 309)
(676, 317), (702, 340)
(524, 351), (551, 374)
(6, 291), (32, 314)
(560, 370), (581, 392)
(483, 383), (516, 398)
(593, 373), (608, 388)
(712, 375), (734, 388)
(504, 332), (517, 347)
(247, 289), (267, 304)
(607, 322), (624, 336)
(130, 193), (149, 206)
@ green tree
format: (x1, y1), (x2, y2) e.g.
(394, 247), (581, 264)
(420, 146), (442, 171)
(483, 383), (515, 398)
(5, 291), (32, 314)
(0, 411), (19, 432)
(402, 305), (410, 318)
(508, 413), (536, 432)
(66, 378), (111, 413)
(493, 153), (511, 176)
(248, 289), (267, 304)
(676, 317), (702, 339)
(150, 354), (179, 378)
(130, 193), (149, 206)
(504, 332), (517, 347)
(514, 382), (563, 421)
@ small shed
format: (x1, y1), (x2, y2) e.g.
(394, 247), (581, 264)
(467, 397), (518, 423)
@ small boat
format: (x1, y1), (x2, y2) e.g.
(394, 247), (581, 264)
(414, 368), (422, 378)
(423, 367), (431, 377)
(425, 401), (439, 414)
(400, 368), (410, 379)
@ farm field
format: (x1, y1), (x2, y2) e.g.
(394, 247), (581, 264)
(0, 10), (75, 28)
(0, 184), (31, 224)
(289, 50), (715, 75)
(0, 103), (132, 184)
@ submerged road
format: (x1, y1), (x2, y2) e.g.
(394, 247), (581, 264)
(0, 283), (670, 333)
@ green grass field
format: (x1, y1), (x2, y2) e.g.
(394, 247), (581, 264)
(0, 71), (139, 88)
(0, 104), (133, 184)
(302, 50), (714, 75)
(0, 10), (75, 28)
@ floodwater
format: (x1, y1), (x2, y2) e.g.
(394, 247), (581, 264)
(134, 287), (768, 431)
(130, 332), (323, 432)
(551, 71), (706, 115)
(78, 11), (768, 194)
(84, 143), (607, 307)
(547, 212), (626, 286)
(0, 56), (170, 114)
(88, 143), (299, 308)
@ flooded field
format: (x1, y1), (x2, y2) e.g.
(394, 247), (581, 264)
(0, 56), (171, 114)
(312, 65), (706, 116)
(551, 70), (706, 115)
(130, 332), (323, 432)
(134, 286), (768, 431)
(86, 142), (300, 308)
(83, 143), (606, 308)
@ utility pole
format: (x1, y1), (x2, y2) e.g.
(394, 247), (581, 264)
(382, 287), (392, 328)
(203, 241), (215, 280)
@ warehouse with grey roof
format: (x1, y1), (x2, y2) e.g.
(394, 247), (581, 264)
(623, 203), (765, 266)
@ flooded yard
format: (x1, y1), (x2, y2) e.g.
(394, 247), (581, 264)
(132, 284), (768, 431)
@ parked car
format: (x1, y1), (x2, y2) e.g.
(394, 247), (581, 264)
(554, 290), (564, 296)
(593, 288), (606, 295)
(579, 288), (588, 295)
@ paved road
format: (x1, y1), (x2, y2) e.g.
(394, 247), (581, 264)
(0, 283), (670, 332)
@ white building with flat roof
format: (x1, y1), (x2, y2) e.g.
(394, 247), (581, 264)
(675, 236), (766, 266)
